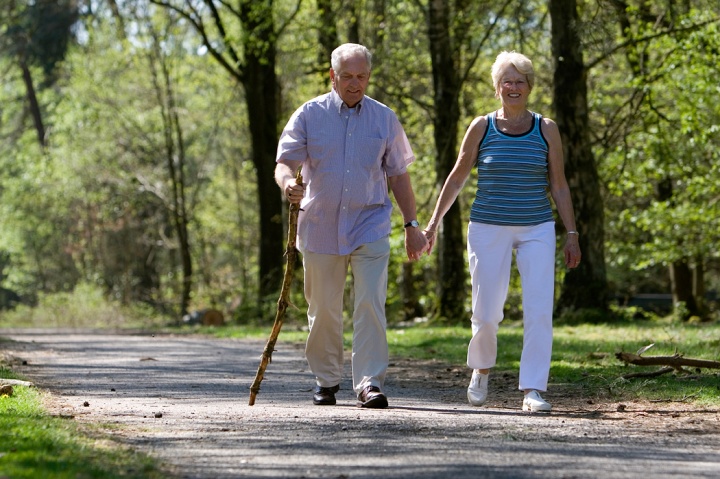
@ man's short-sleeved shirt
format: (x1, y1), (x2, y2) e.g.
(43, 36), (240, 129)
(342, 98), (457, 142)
(276, 89), (414, 255)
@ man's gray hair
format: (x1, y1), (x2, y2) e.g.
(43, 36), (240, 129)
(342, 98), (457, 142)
(331, 43), (372, 73)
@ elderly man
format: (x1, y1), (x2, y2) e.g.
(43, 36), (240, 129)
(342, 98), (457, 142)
(275, 43), (427, 408)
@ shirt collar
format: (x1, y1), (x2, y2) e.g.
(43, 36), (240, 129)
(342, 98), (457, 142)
(330, 88), (364, 115)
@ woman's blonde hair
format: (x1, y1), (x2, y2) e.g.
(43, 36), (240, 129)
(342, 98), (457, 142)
(491, 51), (535, 92)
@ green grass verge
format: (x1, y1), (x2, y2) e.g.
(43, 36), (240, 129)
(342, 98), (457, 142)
(393, 319), (720, 406)
(0, 367), (167, 479)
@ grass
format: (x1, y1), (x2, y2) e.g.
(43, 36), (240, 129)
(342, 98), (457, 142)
(383, 318), (720, 406)
(0, 366), (167, 479)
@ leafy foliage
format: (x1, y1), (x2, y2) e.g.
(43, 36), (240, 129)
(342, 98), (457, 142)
(0, 0), (718, 322)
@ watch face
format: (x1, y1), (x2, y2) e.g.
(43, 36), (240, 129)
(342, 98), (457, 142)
(406, 220), (419, 228)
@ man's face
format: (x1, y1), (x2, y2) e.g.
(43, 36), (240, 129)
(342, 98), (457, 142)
(330, 54), (370, 108)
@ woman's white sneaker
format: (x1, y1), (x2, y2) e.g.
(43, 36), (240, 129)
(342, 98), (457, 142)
(522, 390), (552, 412)
(467, 370), (489, 406)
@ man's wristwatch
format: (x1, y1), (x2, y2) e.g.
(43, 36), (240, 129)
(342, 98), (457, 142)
(404, 220), (419, 228)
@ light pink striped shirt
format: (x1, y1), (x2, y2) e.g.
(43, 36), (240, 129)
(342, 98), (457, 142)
(276, 89), (415, 255)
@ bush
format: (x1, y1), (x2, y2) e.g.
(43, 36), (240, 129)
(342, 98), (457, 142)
(0, 283), (170, 329)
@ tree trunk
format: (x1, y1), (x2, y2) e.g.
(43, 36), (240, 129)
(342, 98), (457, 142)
(400, 262), (422, 321)
(692, 259), (705, 314)
(19, 59), (46, 148)
(428, 0), (467, 322)
(549, 0), (609, 314)
(656, 179), (700, 320)
(239, 0), (284, 301)
(347, 0), (360, 44)
(149, 28), (193, 316)
(316, 0), (338, 75)
(669, 259), (699, 320)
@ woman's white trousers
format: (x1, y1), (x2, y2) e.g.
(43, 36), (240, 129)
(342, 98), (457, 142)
(466, 221), (556, 391)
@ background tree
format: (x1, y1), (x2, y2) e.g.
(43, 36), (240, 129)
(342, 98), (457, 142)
(594, 1), (720, 319)
(149, 0), (298, 304)
(425, 0), (514, 322)
(550, 0), (610, 315)
(0, 0), (79, 148)
(0, 0), (718, 323)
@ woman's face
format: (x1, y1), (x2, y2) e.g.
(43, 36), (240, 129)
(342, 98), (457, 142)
(496, 65), (530, 106)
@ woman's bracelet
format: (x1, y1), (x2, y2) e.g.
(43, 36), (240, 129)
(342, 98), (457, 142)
(422, 229), (436, 236)
(567, 230), (579, 236)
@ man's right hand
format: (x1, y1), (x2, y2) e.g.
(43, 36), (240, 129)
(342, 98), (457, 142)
(284, 180), (305, 204)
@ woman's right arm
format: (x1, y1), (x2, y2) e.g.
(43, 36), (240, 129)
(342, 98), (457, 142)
(424, 115), (487, 253)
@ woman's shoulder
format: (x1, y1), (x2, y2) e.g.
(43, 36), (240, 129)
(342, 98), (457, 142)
(470, 113), (491, 129)
(537, 114), (561, 145)
(462, 114), (490, 140)
(536, 113), (557, 128)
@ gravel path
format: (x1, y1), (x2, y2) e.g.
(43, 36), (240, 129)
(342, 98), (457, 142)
(2, 329), (719, 479)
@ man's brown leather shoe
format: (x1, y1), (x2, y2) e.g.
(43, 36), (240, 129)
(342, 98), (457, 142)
(357, 385), (388, 409)
(313, 385), (340, 405)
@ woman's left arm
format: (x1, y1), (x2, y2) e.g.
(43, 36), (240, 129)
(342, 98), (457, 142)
(543, 118), (582, 269)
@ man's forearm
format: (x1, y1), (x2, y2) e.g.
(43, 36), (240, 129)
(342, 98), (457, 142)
(388, 173), (418, 223)
(275, 161), (299, 190)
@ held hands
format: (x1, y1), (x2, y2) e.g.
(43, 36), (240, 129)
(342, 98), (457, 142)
(422, 229), (437, 255)
(405, 227), (429, 262)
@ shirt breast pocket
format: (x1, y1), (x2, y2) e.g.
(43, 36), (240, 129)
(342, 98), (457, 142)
(357, 136), (387, 165)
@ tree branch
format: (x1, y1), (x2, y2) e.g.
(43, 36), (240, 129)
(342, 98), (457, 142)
(201, 0), (243, 71)
(587, 17), (720, 70)
(277, 0), (303, 37)
(459, 0), (514, 86)
(616, 351), (720, 370)
(148, 0), (244, 82)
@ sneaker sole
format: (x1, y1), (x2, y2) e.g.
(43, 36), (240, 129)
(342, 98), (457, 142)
(522, 404), (551, 412)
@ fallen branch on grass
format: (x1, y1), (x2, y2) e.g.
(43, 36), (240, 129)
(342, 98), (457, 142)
(615, 352), (720, 379)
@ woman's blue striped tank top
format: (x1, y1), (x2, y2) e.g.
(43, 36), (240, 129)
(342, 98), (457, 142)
(469, 111), (554, 226)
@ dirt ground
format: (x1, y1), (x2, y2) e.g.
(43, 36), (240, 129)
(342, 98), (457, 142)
(2, 329), (719, 479)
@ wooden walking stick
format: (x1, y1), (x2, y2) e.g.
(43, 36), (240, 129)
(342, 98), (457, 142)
(249, 167), (303, 406)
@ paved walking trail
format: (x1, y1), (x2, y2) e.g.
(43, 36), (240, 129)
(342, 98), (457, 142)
(2, 329), (720, 478)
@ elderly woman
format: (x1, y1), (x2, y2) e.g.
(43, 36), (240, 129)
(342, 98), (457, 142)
(424, 51), (581, 412)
